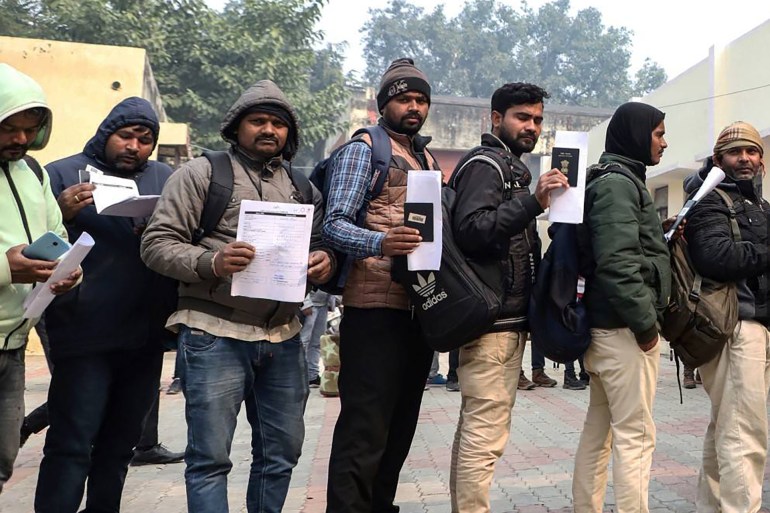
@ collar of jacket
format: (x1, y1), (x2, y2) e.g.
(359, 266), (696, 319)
(480, 132), (532, 186)
(378, 118), (433, 155)
(233, 146), (283, 176)
(596, 152), (647, 182)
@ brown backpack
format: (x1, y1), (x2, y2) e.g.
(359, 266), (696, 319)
(661, 188), (740, 368)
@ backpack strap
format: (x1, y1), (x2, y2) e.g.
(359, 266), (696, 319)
(691, 188), (744, 300)
(194, 151), (234, 246)
(281, 162), (314, 205)
(450, 148), (514, 201)
(22, 155), (45, 185)
(351, 125), (392, 221)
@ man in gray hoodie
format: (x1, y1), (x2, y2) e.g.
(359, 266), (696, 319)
(141, 80), (333, 513)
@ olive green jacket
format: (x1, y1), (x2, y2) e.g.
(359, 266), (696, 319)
(583, 153), (671, 344)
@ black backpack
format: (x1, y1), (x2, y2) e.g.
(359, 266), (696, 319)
(392, 148), (513, 352)
(308, 125), (392, 294)
(192, 151), (313, 246)
(529, 164), (645, 363)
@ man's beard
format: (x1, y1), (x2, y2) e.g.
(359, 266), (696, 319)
(385, 112), (425, 136)
(498, 125), (537, 156)
(0, 144), (28, 162)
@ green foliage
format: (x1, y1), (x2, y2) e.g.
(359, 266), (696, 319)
(0, 0), (349, 157)
(362, 0), (667, 108)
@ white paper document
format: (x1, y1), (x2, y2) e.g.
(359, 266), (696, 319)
(548, 131), (589, 224)
(231, 200), (315, 303)
(88, 166), (159, 217)
(406, 170), (443, 271)
(23, 232), (95, 319)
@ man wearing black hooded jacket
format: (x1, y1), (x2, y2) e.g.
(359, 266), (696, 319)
(572, 102), (672, 513)
(34, 97), (178, 513)
(683, 122), (770, 513)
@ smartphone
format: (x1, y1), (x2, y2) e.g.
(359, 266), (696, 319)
(22, 231), (71, 261)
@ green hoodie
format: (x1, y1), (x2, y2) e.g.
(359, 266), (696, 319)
(0, 64), (66, 350)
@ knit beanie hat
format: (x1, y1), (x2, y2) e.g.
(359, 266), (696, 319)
(376, 58), (431, 111)
(713, 121), (764, 157)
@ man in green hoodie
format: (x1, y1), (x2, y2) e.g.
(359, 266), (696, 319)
(0, 64), (79, 494)
(572, 102), (671, 513)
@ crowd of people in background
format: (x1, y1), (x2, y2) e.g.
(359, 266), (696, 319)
(0, 51), (769, 513)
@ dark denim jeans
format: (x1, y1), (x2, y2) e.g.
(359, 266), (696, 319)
(34, 347), (163, 512)
(178, 327), (308, 513)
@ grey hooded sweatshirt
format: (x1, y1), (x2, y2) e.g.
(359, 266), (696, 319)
(140, 80), (328, 342)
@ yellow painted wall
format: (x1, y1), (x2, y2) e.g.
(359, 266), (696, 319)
(0, 36), (188, 166)
(587, 19), (770, 218)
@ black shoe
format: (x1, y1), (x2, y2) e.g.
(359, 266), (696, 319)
(130, 444), (185, 466)
(578, 371), (590, 386)
(446, 380), (460, 392)
(309, 376), (321, 388)
(166, 377), (182, 395)
(563, 371), (587, 390)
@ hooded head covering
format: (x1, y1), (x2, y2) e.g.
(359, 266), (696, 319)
(0, 64), (53, 151)
(83, 97), (160, 165)
(220, 80), (300, 161)
(376, 58), (431, 112)
(605, 102), (666, 166)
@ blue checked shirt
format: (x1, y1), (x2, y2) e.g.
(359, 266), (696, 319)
(322, 141), (386, 259)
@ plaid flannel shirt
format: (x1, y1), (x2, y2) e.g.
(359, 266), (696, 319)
(322, 141), (386, 259)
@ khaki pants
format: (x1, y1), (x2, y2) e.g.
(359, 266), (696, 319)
(449, 331), (526, 513)
(572, 327), (660, 513)
(696, 320), (770, 513)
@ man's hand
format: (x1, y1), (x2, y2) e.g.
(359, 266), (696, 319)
(308, 250), (333, 285)
(213, 241), (255, 277)
(50, 269), (81, 295)
(381, 226), (422, 256)
(534, 168), (570, 210)
(6, 245), (57, 283)
(638, 335), (659, 353)
(662, 216), (686, 241)
(59, 183), (96, 222)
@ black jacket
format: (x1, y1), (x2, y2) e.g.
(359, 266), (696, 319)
(683, 160), (770, 324)
(451, 133), (543, 331)
(45, 97), (178, 360)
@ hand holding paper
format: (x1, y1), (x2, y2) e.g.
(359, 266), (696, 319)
(664, 167), (725, 241)
(87, 165), (160, 217)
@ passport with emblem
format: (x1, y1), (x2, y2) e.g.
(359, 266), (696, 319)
(551, 147), (580, 187)
(404, 202), (434, 242)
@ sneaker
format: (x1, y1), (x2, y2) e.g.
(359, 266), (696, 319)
(532, 368), (557, 387)
(683, 367), (696, 389)
(563, 371), (587, 390)
(446, 380), (460, 392)
(166, 377), (182, 395)
(308, 376), (321, 388)
(130, 444), (184, 466)
(517, 370), (536, 390)
(427, 373), (447, 385)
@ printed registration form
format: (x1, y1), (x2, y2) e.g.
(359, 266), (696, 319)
(231, 200), (315, 302)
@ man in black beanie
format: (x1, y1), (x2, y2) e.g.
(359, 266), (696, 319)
(323, 58), (439, 513)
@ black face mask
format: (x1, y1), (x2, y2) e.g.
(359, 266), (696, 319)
(605, 102), (665, 165)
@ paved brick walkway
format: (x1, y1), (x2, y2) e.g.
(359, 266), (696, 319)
(4, 351), (770, 512)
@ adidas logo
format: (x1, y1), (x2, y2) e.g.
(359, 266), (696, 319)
(412, 272), (448, 310)
(412, 272), (436, 297)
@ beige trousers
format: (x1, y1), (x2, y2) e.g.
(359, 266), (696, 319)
(449, 331), (526, 513)
(696, 320), (770, 513)
(572, 327), (660, 513)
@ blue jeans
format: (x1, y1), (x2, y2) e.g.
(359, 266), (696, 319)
(178, 327), (309, 513)
(300, 305), (327, 380)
